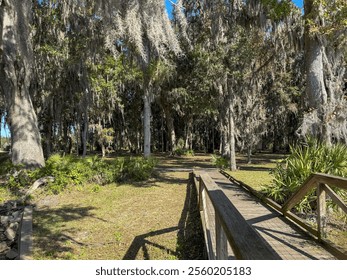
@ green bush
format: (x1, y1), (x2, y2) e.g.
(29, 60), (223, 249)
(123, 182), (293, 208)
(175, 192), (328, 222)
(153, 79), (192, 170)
(2, 154), (157, 194)
(120, 157), (158, 181)
(0, 157), (15, 176)
(211, 154), (229, 169)
(262, 138), (347, 212)
(174, 148), (195, 157)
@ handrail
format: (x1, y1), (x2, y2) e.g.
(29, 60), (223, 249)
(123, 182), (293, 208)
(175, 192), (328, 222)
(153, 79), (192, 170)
(282, 173), (347, 241)
(193, 171), (280, 260)
(220, 170), (319, 236)
(220, 170), (347, 260)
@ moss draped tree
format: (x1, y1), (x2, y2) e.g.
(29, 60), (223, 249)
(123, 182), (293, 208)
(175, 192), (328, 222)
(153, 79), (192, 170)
(0, 0), (45, 168)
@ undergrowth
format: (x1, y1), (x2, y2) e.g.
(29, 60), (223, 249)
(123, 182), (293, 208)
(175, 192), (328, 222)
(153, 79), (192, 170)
(0, 155), (157, 194)
(211, 154), (229, 169)
(174, 149), (195, 157)
(262, 138), (347, 213)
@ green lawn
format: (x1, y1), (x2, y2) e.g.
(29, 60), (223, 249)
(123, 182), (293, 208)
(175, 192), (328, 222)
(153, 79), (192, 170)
(31, 162), (206, 260)
(225, 153), (284, 191)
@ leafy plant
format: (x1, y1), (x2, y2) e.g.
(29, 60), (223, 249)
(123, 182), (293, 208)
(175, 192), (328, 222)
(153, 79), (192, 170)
(174, 148), (195, 157)
(211, 154), (229, 169)
(2, 154), (158, 195)
(120, 157), (158, 181)
(262, 138), (347, 212)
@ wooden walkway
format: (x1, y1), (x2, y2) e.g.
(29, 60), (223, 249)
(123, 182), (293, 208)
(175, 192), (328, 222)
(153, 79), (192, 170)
(195, 170), (337, 260)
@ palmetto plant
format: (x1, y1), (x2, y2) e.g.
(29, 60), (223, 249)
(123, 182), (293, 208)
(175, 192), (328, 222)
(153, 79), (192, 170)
(262, 137), (347, 213)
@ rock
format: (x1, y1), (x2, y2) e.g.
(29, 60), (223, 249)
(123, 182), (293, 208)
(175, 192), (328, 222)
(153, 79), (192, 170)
(0, 215), (10, 226)
(0, 201), (29, 260)
(6, 201), (17, 211)
(10, 222), (19, 231)
(0, 241), (8, 253)
(0, 232), (6, 241)
(12, 211), (21, 219)
(5, 227), (16, 241)
(6, 249), (18, 260)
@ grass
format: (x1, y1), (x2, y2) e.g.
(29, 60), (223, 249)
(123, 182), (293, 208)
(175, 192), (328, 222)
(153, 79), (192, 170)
(31, 152), (282, 260)
(31, 158), (206, 260)
(224, 153), (284, 191)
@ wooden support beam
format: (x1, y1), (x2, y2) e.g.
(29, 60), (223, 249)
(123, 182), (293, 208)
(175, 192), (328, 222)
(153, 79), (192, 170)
(215, 214), (228, 260)
(314, 173), (347, 190)
(317, 183), (327, 240)
(282, 175), (317, 212)
(322, 184), (347, 214)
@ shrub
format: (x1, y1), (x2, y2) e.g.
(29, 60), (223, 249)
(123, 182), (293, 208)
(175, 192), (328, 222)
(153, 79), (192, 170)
(211, 154), (229, 169)
(2, 154), (157, 194)
(174, 148), (195, 157)
(120, 157), (158, 181)
(0, 157), (14, 176)
(262, 138), (347, 213)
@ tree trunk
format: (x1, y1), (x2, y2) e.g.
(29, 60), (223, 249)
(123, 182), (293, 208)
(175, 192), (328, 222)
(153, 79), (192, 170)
(163, 107), (176, 153)
(143, 89), (152, 157)
(185, 117), (193, 150)
(101, 143), (106, 158)
(303, 0), (331, 145)
(44, 116), (53, 159)
(247, 145), (252, 164)
(0, 1), (45, 168)
(228, 106), (237, 171)
(82, 112), (88, 157)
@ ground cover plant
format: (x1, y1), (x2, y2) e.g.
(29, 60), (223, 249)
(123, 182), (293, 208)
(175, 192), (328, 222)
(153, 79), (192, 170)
(0, 154), (157, 197)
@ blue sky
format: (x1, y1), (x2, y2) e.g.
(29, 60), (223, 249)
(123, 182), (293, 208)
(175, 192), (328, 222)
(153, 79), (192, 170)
(292, 0), (303, 8)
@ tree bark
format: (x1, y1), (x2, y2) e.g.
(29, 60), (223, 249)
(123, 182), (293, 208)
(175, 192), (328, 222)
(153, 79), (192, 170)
(143, 89), (152, 157)
(220, 123), (230, 157)
(82, 112), (88, 157)
(228, 105), (237, 171)
(163, 107), (176, 153)
(303, 0), (331, 145)
(0, 1), (45, 168)
(184, 117), (193, 150)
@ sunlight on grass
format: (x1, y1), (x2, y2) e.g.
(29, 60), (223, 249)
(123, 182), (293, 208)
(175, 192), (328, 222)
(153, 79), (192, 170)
(227, 170), (274, 191)
(225, 155), (281, 191)
(32, 169), (200, 260)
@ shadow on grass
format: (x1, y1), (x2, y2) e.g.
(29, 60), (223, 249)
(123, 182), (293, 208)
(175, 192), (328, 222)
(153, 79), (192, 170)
(33, 205), (105, 259)
(123, 178), (206, 260)
(238, 166), (273, 172)
(155, 154), (214, 170)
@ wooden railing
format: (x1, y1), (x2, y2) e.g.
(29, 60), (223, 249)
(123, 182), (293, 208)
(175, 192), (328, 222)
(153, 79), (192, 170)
(282, 173), (347, 241)
(191, 171), (280, 260)
(220, 170), (347, 259)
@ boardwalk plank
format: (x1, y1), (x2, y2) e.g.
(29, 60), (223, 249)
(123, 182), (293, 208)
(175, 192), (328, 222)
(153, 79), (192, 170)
(196, 170), (337, 260)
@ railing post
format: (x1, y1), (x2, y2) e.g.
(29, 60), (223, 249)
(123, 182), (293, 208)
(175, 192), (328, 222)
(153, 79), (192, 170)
(199, 176), (204, 212)
(317, 183), (327, 240)
(215, 214), (228, 260)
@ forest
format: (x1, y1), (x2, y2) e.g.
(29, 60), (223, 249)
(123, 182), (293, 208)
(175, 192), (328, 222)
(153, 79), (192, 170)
(0, 0), (346, 169)
(0, 0), (346, 261)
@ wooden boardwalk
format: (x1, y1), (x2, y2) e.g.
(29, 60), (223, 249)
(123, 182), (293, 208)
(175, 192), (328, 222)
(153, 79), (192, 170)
(196, 170), (337, 260)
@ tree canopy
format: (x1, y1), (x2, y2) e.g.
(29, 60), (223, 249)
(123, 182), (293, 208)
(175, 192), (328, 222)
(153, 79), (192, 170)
(0, 0), (346, 169)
